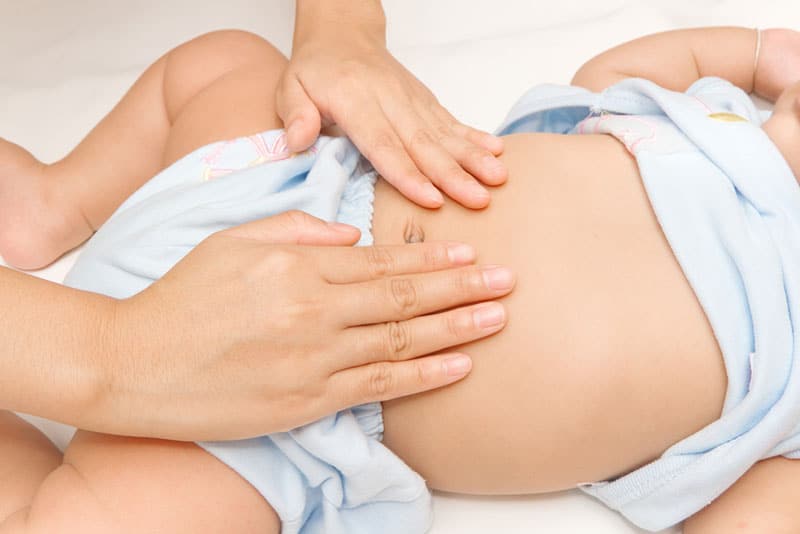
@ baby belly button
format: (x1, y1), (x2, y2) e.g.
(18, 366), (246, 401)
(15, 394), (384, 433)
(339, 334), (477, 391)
(403, 218), (426, 244)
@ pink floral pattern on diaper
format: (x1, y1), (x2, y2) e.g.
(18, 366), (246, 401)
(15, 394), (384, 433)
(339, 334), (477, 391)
(200, 132), (315, 181)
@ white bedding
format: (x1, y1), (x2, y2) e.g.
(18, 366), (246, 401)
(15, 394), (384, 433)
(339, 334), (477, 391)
(3, 1), (800, 532)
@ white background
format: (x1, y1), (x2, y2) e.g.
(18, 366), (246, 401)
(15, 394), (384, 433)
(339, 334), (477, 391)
(2, 1), (800, 532)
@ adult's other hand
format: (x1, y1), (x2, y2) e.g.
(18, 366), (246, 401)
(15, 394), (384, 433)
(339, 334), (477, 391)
(95, 211), (513, 441)
(277, 0), (507, 210)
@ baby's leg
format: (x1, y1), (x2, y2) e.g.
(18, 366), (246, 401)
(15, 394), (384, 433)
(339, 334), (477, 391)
(0, 31), (291, 534)
(0, 412), (61, 523)
(0, 30), (282, 270)
(0, 432), (280, 534)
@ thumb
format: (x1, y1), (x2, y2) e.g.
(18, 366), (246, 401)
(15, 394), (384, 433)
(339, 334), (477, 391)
(222, 210), (361, 246)
(276, 73), (322, 153)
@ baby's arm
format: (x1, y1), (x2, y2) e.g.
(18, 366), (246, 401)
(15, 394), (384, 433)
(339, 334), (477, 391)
(572, 27), (800, 101)
(683, 456), (800, 533)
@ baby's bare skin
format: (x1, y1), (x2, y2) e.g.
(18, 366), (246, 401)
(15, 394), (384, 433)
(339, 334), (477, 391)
(377, 132), (726, 493)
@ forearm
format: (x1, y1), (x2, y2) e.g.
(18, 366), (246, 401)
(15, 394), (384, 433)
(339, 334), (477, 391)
(572, 27), (759, 94)
(0, 266), (111, 427)
(293, 0), (386, 47)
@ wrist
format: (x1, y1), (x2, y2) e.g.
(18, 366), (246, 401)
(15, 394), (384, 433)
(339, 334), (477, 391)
(83, 289), (166, 437)
(15, 287), (115, 431)
(64, 293), (122, 432)
(753, 28), (800, 101)
(293, 0), (386, 51)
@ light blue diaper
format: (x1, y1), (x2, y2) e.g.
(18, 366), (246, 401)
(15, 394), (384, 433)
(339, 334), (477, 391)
(64, 131), (432, 534)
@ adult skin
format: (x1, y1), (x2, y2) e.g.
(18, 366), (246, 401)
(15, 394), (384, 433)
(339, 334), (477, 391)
(280, 0), (508, 208)
(0, 217), (513, 442)
(0, 1), (517, 442)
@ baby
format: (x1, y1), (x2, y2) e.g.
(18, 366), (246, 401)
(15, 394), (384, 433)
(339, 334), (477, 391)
(1, 25), (799, 534)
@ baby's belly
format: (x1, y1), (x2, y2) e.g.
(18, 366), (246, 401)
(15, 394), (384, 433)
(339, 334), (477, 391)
(372, 133), (727, 493)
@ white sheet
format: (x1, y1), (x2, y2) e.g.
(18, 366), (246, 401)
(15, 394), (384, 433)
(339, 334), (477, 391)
(3, 1), (800, 532)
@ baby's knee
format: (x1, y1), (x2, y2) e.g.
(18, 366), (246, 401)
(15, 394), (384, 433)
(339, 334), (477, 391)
(176, 29), (286, 74)
(163, 29), (287, 122)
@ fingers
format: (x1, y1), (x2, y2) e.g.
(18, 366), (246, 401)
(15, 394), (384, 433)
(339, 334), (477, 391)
(438, 132), (507, 188)
(318, 241), (477, 284)
(419, 106), (507, 190)
(336, 264), (515, 325)
(339, 97), (446, 209)
(335, 301), (506, 369)
(391, 108), (492, 209)
(221, 210), (360, 246)
(438, 108), (505, 156)
(276, 72), (323, 152)
(329, 352), (473, 407)
(339, 86), (507, 209)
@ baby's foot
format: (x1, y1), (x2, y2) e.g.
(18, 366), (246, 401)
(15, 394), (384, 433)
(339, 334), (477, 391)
(0, 139), (93, 270)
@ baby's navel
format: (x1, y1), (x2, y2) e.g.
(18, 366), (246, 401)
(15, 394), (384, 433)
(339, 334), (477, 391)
(403, 218), (426, 244)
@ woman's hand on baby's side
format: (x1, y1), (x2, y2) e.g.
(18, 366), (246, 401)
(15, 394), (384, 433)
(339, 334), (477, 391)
(754, 29), (800, 101)
(277, 5), (507, 210)
(95, 211), (514, 441)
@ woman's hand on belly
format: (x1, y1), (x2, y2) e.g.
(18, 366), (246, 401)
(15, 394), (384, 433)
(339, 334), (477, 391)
(99, 210), (516, 441)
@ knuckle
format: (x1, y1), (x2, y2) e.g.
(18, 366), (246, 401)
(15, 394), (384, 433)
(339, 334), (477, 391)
(444, 161), (468, 181)
(409, 128), (435, 149)
(384, 321), (413, 359)
(413, 359), (429, 387)
(262, 247), (304, 275)
(466, 145), (492, 162)
(423, 243), (449, 268)
(367, 362), (395, 398)
(369, 130), (398, 157)
(446, 118), (467, 135)
(445, 311), (469, 338)
(275, 296), (323, 330)
(434, 123), (454, 140)
(421, 91), (442, 111)
(365, 246), (396, 277)
(457, 268), (483, 294)
(389, 278), (420, 316)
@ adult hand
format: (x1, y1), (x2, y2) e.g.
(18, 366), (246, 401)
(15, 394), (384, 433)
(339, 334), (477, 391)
(96, 211), (514, 441)
(277, 0), (507, 210)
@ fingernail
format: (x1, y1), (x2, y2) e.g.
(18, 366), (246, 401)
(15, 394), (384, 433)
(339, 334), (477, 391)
(443, 355), (472, 377)
(482, 265), (515, 291)
(423, 183), (444, 206)
(446, 243), (476, 264)
(472, 302), (506, 329)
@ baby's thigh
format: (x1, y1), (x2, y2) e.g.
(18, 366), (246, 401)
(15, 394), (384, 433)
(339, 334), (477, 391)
(162, 31), (288, 167)
(17, 430), (278, 534)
